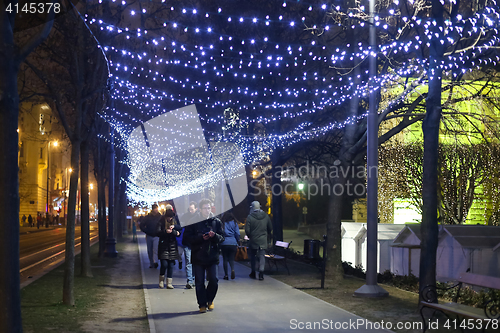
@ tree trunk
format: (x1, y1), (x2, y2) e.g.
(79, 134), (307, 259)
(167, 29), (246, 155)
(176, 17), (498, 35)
(419, 0), (444, 302)
(63, 140), (81, 306)
(114, 147), (123, 240)
(119, 178), (128, 235)
(0, 23), (22, 333)
(80, 139), (93, 277)
(96, 136), (107, 256)
(325, 39), (361, 281)
(271, 148), (283, 242)
(325, 174), (347, 281)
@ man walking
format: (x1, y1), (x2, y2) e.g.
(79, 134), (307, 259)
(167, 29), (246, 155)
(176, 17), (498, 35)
(245, 201), (273, 281)
(140, 204), (161, 268)
(180, 201), (197, 289)
(184, 199), (224, 313)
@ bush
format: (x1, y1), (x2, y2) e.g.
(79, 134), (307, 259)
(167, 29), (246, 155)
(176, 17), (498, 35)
(341, 262), (420, 292)
(438, 282), (500, 309)
(342, 262), (366, 279)
(391, 274), (419, 293)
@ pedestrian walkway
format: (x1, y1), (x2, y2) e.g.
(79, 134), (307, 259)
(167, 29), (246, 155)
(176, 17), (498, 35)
(19, 225), (62, 234)
(137, 234), (392, 333)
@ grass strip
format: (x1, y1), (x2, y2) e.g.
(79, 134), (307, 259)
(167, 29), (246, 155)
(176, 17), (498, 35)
(21, 241), (126, 333)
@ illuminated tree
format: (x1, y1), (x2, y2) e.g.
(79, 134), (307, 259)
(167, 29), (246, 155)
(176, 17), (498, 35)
(83, 0), (500, 285)
(379, 142), (500, 225)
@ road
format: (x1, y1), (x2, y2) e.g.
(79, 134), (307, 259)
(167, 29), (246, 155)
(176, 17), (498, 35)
(20, 227), (99, 287)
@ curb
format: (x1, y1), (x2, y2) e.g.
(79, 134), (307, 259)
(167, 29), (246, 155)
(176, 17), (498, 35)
(137, 238), (156, 333)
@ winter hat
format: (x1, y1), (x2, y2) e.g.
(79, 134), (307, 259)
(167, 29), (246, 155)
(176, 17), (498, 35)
(250, 201), (261, 211)
(165, 204), (173, 211)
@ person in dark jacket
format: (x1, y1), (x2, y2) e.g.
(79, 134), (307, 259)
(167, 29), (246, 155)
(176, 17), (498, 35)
(220, 211), (240, 280)
(184, 198), (224, 313)
(245, 201), (273, 281)
(141, 204), (161, 268)
(157, 208), (181, 289)
(179, 201), (197, 289)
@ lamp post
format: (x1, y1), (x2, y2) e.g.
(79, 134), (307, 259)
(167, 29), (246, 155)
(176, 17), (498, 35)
(46, 141), (58, 218)
(64, 167), (72, 226)
(354, 0), (388, 298)
(89, 183), (94, 218)
(298, 182), (306, 226)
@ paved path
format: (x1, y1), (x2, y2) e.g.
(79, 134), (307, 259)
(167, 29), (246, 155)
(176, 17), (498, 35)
(137, 234), (392, 333)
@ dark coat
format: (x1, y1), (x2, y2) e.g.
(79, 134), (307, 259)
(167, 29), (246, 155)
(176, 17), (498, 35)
(184, 212), (224, 266)
(157, 218), (181, 260)
(245, 210), (273, 250)
(180, 211), (197, 247)
(141, 212), (162, 237)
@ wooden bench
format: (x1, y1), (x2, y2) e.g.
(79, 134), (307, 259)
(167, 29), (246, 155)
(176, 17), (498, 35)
(420, 272), (500, 332)
(264, 241), (291, 275)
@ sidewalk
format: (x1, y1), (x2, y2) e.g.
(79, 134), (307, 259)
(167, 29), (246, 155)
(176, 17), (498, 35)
(19, 225), (63, 234)
(137, 234), (392, 333)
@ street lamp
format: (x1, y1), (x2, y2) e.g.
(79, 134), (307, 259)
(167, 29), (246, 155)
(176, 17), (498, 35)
(353, 0), (388, 298)
(298, 182), (306, 226)
(46, 140), (58, 220)
(64, 167), (72, 225)
(89, 183), (94, 217)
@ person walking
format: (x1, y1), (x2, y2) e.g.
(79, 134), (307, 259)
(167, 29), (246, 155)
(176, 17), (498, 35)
(140, 204), (162, 269)
(184, 199), (224, 313)
(22, 214), (27, 227)
(180, 201), (197, 289)
(28, 214), (33, 228)
(157, 208), (181, 289)
(245, 201), (272, 281)
(132, 219), (137, 243)
(220, 211), (240, 280)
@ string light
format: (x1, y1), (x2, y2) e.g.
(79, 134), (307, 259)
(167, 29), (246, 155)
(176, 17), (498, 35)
(85, 0), (500, 205)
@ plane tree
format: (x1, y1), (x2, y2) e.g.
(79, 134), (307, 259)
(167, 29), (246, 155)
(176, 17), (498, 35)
(0, 2), (56, 331)
(290, 0), (500, 285)
(22, 5), (108, 305)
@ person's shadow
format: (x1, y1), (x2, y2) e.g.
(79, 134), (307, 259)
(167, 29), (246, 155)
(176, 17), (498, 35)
(98, 284), (143, 290)
(110, 311), (197, 323)
(152, 311), (198, 319)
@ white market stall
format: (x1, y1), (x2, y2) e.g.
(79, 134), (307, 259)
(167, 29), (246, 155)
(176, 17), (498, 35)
(341, 222), (366, 268)
(437, 225), (500, 280)
(390, 224), (422, 276)
(358, 224), (406, 273)
(391, 224), (500, 280)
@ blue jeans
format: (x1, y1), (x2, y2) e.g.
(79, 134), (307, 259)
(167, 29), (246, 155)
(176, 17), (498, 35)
(146, 235), (157, 266)
(160, 259), (175, 278)
(193, 263), (218, 308)
(184, 247), (194, 284)
(221, 245), (237, 276)
(250, 248), (266, 273)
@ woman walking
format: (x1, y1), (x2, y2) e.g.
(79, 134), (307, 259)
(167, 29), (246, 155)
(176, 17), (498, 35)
(220, 211), (240, 280)
(157, 208), (181, 289)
